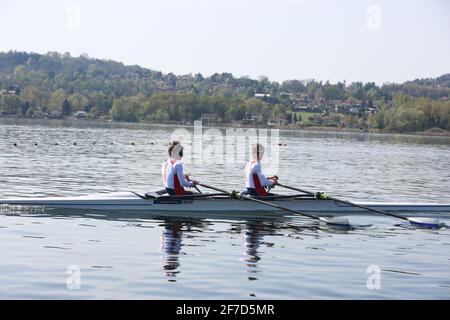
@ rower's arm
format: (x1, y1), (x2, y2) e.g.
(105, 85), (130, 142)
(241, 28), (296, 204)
(175, 163), (194, 187)
(254, 163), (275, 187)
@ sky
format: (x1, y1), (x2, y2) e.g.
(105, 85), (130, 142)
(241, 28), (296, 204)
(0, 0), (449, 84)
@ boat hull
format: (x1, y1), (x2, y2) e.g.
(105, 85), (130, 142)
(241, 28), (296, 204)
(1, 192), (450, 216)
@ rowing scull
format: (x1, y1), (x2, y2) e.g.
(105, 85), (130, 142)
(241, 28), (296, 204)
(1, 192), (449, 216)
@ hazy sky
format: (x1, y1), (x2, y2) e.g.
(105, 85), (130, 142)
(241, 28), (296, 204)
(0, 0), (449, 84)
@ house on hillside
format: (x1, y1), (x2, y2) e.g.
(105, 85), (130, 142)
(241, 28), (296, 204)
(0, 89), (18, 96)
(201, 113), (218, 123)
(241, 113), (264, 125)
(48, 111), (62, 119)
(294, 106), (317, 113)
(250, 113), (264, 124)
(254, 93), (277, 104)
(74, 111), (87, 119)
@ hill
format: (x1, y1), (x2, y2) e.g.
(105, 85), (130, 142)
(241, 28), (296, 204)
(0, 50), (449, 132)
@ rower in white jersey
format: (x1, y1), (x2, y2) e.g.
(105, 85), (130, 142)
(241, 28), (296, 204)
(244, 143), (279, 197)
(162, 141), (199, 196)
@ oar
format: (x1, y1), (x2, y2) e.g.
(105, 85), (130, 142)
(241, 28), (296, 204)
(277, 183), (440, 229)
(193, 185), (202, 194)
(184, 173), (202, 194)
(198, 183), (350, 227)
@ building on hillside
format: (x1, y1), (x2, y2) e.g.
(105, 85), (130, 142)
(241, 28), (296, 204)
(250, 113), (264, 124)
(294, 106), (317, 113)
(74, 111), (87, 119)
(201, 113), (218, 123)
(254, 93), (278, 104)
(48, 111), (62, 119)
(177, 74), (194, 82)
(241, 113), (264, 125)
(0, 89), (18, 96)
(365, 107), (378, 115)
(349, 107), (360, 114)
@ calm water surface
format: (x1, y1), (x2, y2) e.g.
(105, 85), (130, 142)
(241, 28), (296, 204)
(0, 118), (449, 299)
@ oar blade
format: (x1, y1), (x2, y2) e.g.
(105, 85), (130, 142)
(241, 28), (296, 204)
(407, 217), (441, 229)
(319, 217), (351, 228)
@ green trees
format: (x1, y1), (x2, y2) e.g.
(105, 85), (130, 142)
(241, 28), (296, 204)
(110, 93), (242, 123)
(368, 95), (450, 132)
(323, 81), (346, 100)
(226, 101), (246, 122)
(48, 89), (66, 112)
(62, 99), (71, 116)
(348, 82), (365, 100)
(21, 85), (43, 111)
(107, 92), (287, 124)
(67, 93), (89, 112)
(0, 95), (21, 114)
(110, 97), (138, 122)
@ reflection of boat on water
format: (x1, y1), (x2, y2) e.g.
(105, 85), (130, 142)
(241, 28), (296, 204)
(158, 217), (296, 282)
(0, 207), (354, 284)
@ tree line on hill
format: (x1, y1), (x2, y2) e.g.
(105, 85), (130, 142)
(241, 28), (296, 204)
(0, 51), (449, 132)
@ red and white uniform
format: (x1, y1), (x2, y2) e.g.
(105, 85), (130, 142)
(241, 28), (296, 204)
(162, 158), (194, 195)
(244, 160), (275, 196)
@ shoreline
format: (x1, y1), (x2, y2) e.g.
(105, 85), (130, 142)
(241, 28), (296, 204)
(1, 115), (449, 138)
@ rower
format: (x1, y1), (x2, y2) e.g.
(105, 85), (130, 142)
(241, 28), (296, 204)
(244, 143), (278, 197)
(162, 141), (199, 196)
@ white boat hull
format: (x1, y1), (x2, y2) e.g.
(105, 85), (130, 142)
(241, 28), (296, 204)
(1, 192), (450, 217)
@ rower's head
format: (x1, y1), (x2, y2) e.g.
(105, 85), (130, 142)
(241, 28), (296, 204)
(168, 140), (184, 160)
(252, 143), (264, 161)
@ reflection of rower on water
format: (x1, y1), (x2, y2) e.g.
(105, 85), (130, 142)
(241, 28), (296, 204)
(160, 218), (208, 280)
(244, 143), (279, 197)
(162, 141), (199, 196)
(160, 221), (183, 279)
(241, 220), (277, 280)
(242, 221), (264, 264)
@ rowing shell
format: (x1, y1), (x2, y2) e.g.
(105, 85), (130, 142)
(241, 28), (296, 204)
(1, 192), (450, 216)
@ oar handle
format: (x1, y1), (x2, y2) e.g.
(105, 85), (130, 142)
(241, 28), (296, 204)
(193, 185), (202, 194)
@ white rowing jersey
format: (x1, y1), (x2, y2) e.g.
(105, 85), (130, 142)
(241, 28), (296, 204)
(162, 158), (194, 189)
(244, 160), (274, 189)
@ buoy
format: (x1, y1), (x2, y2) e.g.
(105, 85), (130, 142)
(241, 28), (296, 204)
(13, 143), (17, 147)
(73, 142), (77, 146)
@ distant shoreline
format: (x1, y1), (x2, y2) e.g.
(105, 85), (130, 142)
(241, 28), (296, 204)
(1, 115), (449, 138)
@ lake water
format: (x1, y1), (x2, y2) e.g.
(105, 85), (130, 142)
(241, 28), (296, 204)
(0, 118), (450, 299)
